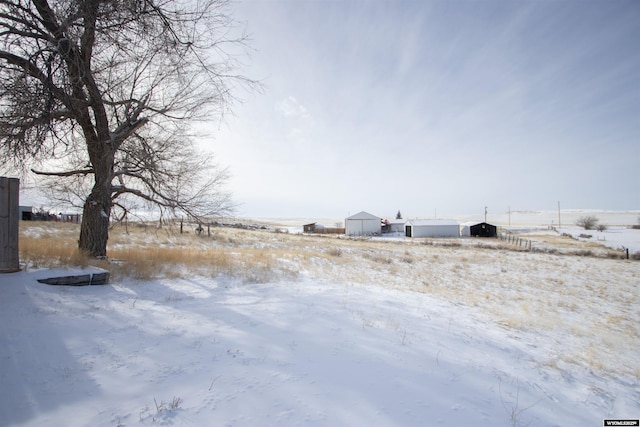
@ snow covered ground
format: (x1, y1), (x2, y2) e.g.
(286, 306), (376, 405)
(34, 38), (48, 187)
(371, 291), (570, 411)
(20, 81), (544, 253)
(1, 218), (639, 426)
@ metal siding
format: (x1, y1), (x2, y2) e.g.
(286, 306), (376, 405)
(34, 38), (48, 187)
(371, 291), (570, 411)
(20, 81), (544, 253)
(345, 219), (380, 236)
(411, 224), (459, 238)
(470, 222), (497, 237)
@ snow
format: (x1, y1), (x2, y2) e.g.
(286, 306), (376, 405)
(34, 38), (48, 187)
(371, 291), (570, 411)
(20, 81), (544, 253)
(558, 226), (640, 253)
(1, 220), (640, 426)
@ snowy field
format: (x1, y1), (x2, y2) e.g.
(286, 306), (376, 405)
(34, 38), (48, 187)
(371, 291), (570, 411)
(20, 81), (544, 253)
(1, 214), (639, 426)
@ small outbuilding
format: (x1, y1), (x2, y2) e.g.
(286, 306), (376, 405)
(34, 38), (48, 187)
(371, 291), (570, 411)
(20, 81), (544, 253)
(345, 211), (381, 236)
(304, 222), (345, 235)
(470, 222), (497, 238)
(383, 219), (406, 234)
(19, 206), (32, 220)
(405, 219), (460, 238)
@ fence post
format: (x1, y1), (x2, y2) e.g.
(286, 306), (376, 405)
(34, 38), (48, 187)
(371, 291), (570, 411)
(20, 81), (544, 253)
(0, 177), (20, 273)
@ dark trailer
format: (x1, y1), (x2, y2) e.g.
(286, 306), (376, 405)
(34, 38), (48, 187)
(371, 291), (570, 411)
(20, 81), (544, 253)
(470, 222), (497, 238)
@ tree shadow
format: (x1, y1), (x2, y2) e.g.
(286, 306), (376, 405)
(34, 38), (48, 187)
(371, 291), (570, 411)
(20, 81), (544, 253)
(0, 271), (101, 425)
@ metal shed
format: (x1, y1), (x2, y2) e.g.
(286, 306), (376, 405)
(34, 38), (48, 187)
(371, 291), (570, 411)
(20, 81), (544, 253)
(470, 222), (497, 238)
(345, 211), (381, 236)
(405, 219), (460, 238)
(19, 206), (32, 220)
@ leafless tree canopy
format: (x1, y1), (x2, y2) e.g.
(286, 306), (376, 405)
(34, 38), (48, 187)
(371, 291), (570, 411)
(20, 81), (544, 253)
(0, 0), (253, 256)
(576, 216), (599, 230)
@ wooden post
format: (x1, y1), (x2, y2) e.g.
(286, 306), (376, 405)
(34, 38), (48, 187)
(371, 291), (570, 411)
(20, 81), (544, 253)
(0, 177), (20, 273)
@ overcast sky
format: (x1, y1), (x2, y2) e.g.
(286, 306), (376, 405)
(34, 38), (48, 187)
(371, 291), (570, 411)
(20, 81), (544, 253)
(204, 0), (640, 219)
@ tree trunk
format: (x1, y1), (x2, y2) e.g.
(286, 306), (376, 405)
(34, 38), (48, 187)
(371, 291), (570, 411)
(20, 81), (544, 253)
(78, 144), (113, 258)
(78, 183), (111, 257)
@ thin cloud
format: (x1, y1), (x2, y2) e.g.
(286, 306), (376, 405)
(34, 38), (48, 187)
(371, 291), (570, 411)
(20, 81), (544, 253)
(212, 0), (640, 218)
(276, 96), (311, 120)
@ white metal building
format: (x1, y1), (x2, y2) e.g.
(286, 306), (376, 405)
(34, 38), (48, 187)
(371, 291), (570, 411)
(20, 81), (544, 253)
(460, 221), (474, 237)
(404, 219), (460, 238)
(345, 211), (381, 236)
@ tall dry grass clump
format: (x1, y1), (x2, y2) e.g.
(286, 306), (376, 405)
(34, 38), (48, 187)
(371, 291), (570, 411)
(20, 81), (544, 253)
(19, 222), (89, 268)
(18, 221), (302, 282)
(107, 246), (234, 280)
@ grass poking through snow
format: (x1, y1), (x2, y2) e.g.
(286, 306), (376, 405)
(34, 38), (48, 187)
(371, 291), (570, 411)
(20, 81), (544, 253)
(18, 220), (640, 378)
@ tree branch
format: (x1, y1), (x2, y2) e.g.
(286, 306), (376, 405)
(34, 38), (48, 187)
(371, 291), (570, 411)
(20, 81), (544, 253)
(31, 167), (93, 177)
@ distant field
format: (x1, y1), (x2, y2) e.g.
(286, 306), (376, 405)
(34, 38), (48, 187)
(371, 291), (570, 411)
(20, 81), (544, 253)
(245, 209), (640, 229)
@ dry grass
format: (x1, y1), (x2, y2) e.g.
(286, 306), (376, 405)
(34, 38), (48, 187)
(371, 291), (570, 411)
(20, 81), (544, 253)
(17, 220), (640, 378)
(19, 221), (307, 282)
(107, 247), (234, 280)
(19, 222), (86, 269)
(520, 231), (627, 259)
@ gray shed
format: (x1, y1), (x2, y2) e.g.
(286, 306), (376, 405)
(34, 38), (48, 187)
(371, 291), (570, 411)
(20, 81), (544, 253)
(405, 219), (460, 238)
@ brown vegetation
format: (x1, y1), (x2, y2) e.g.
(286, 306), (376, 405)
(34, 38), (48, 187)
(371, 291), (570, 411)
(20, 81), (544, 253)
(18, 220), (639, 377)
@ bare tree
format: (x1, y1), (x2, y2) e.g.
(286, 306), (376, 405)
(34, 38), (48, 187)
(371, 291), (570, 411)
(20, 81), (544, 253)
(576, 216), (599, 230)
(0, 0), (253, 256)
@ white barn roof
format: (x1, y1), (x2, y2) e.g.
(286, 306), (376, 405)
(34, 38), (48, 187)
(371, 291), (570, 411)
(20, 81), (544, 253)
(347, 211), (380, 220)
(406, 219), (459, 226)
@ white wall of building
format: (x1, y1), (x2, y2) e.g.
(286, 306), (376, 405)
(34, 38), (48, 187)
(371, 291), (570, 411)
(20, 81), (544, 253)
(345, 211), (381, 236)
(405, 219), (460, 238)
